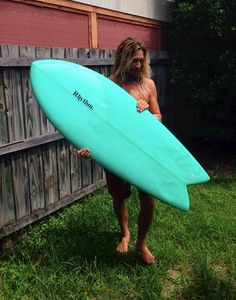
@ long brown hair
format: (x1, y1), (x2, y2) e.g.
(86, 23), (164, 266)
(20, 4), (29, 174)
(112, 37), (151, 85)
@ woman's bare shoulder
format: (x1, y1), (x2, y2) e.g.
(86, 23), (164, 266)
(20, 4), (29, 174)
(144, 77), (155, 87)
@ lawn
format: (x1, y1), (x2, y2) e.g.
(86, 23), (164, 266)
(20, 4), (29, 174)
(0, 142), (235, 299)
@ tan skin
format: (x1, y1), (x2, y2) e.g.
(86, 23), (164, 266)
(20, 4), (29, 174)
(78, 49), (162, 264)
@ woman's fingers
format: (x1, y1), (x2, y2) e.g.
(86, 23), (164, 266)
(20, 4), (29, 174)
(75, 148), (90, 158)
(137, 99), (149, 112)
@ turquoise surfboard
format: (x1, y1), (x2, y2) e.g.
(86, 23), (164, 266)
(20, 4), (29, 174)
(30, 59), (210, 211)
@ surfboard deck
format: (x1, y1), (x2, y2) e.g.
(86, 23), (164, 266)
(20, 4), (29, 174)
(30, 59), (210, 211)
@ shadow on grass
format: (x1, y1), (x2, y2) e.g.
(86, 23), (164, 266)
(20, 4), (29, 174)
(57, 225), (138, 267)
(180, 271), (236, 300)
(11, 208), (139, 268)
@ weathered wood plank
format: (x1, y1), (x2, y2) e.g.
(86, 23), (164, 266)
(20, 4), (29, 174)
(52, 47), (65, 59)
(99, 49), (113, 77)
(19, 46), (36, 58)
(0, 50), (169, 68)
(1, 45), (25, 142)
(35, 47), (55, 134)
(70, 145), (82, 193)
(3, 69), (25, 142)
(0, 157), (15, 227)
(1, 45), (19, 59)
(81, 157), (92, 187)
(0, 179), (106, 239)
(92, 160), (104, 184)
(1, 47), (23, 144)
(0, 57), (114, 67)
(35, 47), (51, 59)
(12, 152), (30, 219)
(0, 70), (8, 145)
(42, 143), (59, 206)
(57, 140), (71, 200)
(28, 148), (44, 211)
(21, 68), (41, 137)
(0, 132), (63, 156)
(65, 47), (79, 59)
(20, 46), (41, 138)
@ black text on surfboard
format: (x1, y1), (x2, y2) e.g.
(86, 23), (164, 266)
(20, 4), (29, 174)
(73, 91), (93, 110)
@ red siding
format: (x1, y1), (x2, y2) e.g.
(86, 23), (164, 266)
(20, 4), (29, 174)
(0, 1), (89, 48)
(98, 17), (160, 50)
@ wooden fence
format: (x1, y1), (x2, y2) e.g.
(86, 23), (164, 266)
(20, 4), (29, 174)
(0, 45), (171, 239)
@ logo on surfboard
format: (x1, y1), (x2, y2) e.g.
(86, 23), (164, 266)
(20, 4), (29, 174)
(73, 91), (93, 110)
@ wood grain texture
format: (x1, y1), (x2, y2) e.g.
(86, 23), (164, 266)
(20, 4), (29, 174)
(57, 140), (71, 199)
(0, 157), (15, 227)
(20, 46), (41, 138)
(28, 148), (44, 211)
(0, 70), (8, 145)
(42, 143), (59, 206)
(12, 152), (30, 219)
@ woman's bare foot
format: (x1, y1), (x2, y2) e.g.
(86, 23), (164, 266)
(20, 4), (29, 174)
(117, 234), (130, 254)
(135, 243), (155, 265)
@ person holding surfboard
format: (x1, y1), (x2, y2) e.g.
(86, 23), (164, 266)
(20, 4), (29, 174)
(78, 37), (162, 265)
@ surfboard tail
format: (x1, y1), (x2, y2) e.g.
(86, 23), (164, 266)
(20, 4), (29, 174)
(167, 185), (190, 211)
(151, 181), (190, 211)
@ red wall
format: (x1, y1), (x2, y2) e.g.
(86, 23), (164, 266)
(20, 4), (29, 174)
(0, 1), (162, 51)
(98, 17), (160, 50)
(0, 1), (89, 48)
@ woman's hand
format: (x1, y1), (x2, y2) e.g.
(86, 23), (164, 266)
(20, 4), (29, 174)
(76, 148), (91, 159)
(136, 99), (149, 112)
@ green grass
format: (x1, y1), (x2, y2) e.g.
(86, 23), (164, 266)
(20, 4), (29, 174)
(0, 147), (236, 299)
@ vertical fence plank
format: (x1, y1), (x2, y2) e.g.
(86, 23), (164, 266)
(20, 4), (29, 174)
(65, 47), (78, 59)
(70, 145), (82, 192)
(1, 45), (19, 58)
(12, 152), (30, 219)
(20, 46), (46, 212)
(35, 47), (55, 134)
(28, 148), (44, 211)
(52, 47), (65, 59)
(57, 140), (71, 199)
(0, 70), (8, 145)
(2, 45), (25, 142)
(20, 46), (41, 138)
(3, 69), (25, 141)
(42, 143), (59, 206)
(2, 75), (26, 142)
(1, 46), (30, 221)
(0, 157), (15, 227)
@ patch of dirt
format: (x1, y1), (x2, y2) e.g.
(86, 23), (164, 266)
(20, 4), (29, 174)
(213, 261), (228, 277)
(162, 265), (186, 299)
